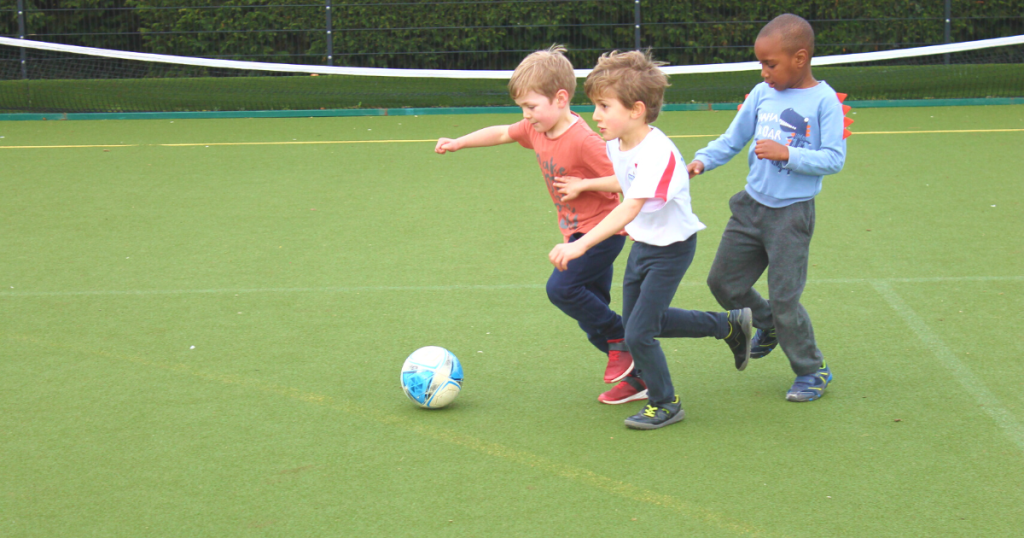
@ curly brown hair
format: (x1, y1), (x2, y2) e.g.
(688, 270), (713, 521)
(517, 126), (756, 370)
(584, 50), (669, 124)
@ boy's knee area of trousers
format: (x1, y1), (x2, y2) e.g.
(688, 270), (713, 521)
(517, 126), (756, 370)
(707, 273), (736, 301)
(771, 307), (804, 326)
(624, 330), (656, 352)
(545, 278), (574, 305)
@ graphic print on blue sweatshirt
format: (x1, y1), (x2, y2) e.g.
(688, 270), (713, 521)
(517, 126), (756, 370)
(761, 108), (812, 174)
(693, 81), (847, 208)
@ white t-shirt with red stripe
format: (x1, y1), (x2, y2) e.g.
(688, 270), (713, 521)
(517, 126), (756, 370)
(608, 126), (706, 246)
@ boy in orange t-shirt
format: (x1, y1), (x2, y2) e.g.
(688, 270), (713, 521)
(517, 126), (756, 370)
(435, 45), (645, 405)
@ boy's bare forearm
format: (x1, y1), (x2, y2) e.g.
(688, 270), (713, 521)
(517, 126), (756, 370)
(455, 125), (515, 149)
(578, 175), (622, 193)
(549, 198), (643, 271)
(554, 174), (622, 201)
(576, 198), (644, 249)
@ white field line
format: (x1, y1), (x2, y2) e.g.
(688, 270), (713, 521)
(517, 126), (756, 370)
(2, 128), (1023, 151)
(4, 276), (1021, 453)
(872, 281), (1024, 453)
(0, 284), (544, 297)
(1, 275), (1021, 298)
(1, 333), (774, 537)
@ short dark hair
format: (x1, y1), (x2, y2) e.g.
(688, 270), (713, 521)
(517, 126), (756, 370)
(757, 14), (815, 57)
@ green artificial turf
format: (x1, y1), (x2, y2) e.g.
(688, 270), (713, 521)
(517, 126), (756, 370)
(1, 105), (1023, 537)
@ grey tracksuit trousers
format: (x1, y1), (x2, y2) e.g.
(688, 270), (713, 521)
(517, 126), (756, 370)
(707, 190), (824, 376)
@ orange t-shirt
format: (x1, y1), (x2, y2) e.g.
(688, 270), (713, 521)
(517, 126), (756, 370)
(508, 113), (620, 241)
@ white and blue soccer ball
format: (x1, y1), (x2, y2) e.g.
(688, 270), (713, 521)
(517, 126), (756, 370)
(400, 346), (463, 409)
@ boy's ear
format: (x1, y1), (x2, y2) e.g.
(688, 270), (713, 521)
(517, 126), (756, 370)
(793, 48), (810, 69)
(630, 100), (647, 120)
(554, 89), (571, 107)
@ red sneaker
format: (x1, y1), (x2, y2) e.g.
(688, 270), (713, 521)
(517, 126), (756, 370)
(604, 338), (634, 383)
(598, 376), (648, 405)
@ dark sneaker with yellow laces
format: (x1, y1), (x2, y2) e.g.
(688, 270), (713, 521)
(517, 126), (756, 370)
(750, 326), (778, 359)
(786, 362), (832, 402)
(724, 308), (753, 371)
(624, 395), (685, 430)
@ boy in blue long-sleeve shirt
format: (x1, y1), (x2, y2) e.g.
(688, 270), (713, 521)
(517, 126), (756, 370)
(688, 14), (847, 402)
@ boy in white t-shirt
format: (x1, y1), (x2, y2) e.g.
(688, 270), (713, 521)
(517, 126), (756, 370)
(550, 50), (752, 430)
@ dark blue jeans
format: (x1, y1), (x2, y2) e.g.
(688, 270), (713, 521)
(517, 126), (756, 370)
(623, 235), (729, 405)
(546, 233), (626, 354)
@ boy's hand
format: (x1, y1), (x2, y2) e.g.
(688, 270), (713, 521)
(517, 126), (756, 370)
(549, 242), (586, 272)
(554, 176), (584, 201)
(686, 160), (704, 178)
(754, 139), (789, 162)
(435, 138), (462, 154)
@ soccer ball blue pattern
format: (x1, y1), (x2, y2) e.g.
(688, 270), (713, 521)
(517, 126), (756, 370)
(400, 346), (463, 409)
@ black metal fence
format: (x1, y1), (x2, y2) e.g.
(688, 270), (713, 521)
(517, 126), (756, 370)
(2, 0), (1023, 72)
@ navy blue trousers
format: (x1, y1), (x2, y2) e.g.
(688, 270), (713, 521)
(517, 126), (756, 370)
(546, 233), (626, 354)
(622, 235), (729, 405)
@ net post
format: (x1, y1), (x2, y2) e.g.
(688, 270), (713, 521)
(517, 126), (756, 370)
(326, 0), (334, 66)
(944, 0), (951, 65)
(17, 0), (27, 79)
(634, 0), (641, 50)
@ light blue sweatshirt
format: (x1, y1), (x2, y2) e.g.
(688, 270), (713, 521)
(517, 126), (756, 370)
(694, 81), (847, 208)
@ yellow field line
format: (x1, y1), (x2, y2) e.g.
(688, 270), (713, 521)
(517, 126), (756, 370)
(158, 139), (438, 147)
(0, 140), (437, 149)
(0, 144), (134, 149)
(6, 332), (775, 537)
(1, 128), (1021, 149)
(668, 128), (1024, 138)
(851, 128), (1024, 135)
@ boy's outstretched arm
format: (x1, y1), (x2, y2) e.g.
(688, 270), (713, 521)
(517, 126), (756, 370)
(553, 175), (621, 201)
(691, 90), (759, 175)
(549, 198), (644, 271)
(435, 125), (514, 154)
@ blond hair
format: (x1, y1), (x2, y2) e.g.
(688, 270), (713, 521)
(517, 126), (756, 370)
(508, 44), (576, 101)
(584, 50), (669, 124)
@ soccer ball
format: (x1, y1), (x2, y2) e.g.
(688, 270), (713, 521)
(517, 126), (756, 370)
(400, 346), (463, 409)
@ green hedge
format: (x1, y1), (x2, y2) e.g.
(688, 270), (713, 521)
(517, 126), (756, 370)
(2, 0), (1022, 69)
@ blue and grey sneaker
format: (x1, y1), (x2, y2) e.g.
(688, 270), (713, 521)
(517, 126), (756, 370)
(750, 326), (778, 359)
(723, 308), (753, 371)
(786, 362), (832, 402)
(624, 395), (685, 430)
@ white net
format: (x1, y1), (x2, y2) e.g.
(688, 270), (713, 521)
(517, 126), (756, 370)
(1, 34), (1022, 113)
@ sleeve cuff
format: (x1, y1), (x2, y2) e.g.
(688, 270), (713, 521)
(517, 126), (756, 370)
(784, 147), (802, 171)
(693, 153), (713, 172)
